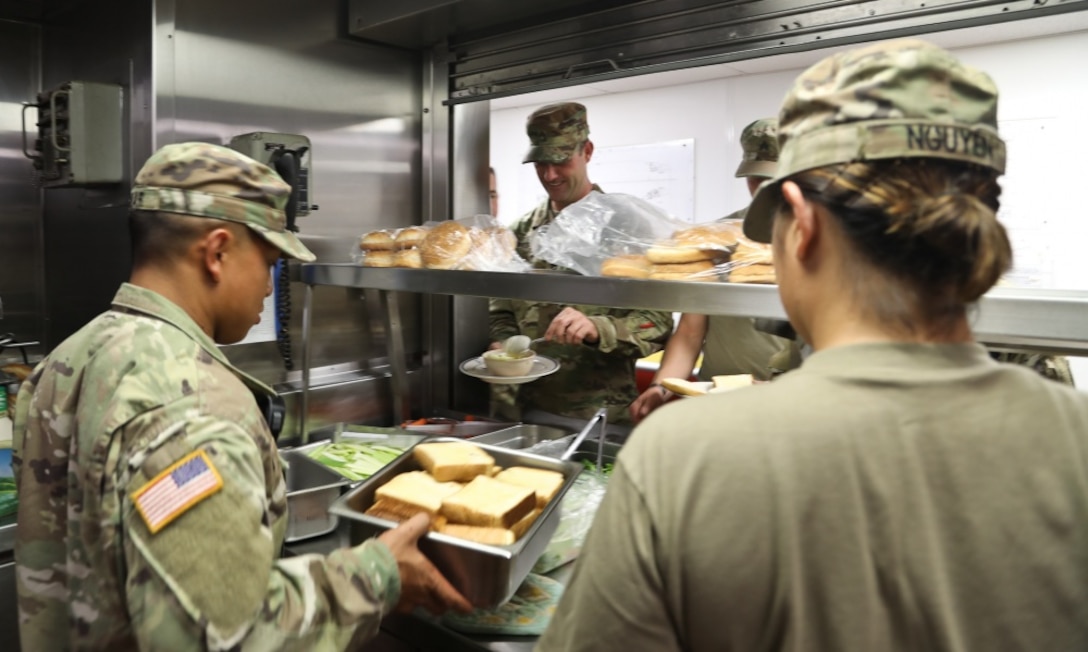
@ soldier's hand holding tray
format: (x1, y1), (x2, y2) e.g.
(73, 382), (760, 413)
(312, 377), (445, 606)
(379, 513), (473, 615)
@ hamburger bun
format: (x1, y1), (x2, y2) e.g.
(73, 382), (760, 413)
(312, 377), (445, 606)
(393, 248), (423, 269)
(359, 230), (395, 251)
(362, 250), (395, 268)
(729, 263), (776, 284)
(601, 254), (652, 279)
(461, 228), (493, 270)
(672, 224), (741, 249)
(732, 241), (773, 265)
(394, 226), (430, 250)
(487, 227), (518, 263)
(646, 243), (720, 264)
(649, 259), (719, 282)
(421, 222), (472, 269)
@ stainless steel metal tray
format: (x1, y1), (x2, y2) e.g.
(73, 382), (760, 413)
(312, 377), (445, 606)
(328, 437), (582, 608)
(284, 426), (430, 483)
(280, 450), (351, 542)
(467, 424), (573, 449)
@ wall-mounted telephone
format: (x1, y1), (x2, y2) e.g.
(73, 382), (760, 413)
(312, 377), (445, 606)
(229, 132), (316, 220)
(229, 132), (316, 372)
(22, 81), (124, 187)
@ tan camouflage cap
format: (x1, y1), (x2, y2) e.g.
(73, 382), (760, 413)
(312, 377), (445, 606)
(131, 142), (316, 262)
(744, 39), (1007, 243)
(735, 118), (779, 178)
(523, 102), (590, 164)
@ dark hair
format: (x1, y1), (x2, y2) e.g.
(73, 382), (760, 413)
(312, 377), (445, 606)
(784, 159), (1012, 331)
(129, 210), (219, 267)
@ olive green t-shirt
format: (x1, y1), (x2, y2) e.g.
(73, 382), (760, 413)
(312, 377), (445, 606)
(538, 342), (1088, 652)
(697, 315), (789, 381)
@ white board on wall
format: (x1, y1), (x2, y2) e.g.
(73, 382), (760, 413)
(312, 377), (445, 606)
(998, 117), (1059, 288)
(515, 139), (696, 222)
(590, 139), (696, 222)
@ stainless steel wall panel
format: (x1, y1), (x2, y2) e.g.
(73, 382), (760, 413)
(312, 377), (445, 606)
(39, 0), (153, 348)
(278, 370), (429, 443)
(156, 0), (427, 392)
(422, 44), (453, 413)
(450, 100), (492, 413)
(447, 0), (1088, 101)
(0, 20), (43, 355)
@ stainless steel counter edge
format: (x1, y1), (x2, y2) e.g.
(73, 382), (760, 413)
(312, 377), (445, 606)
(302, 264), (1088, 354)
(0, 516), (14, 555)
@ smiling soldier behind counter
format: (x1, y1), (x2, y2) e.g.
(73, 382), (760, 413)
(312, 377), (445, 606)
(489, 102), (672, 425)
(13, 142), (469, 651)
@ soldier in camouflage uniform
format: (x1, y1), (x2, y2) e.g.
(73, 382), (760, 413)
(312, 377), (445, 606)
(13, 142), (469, 651)
(630, 118), (796, 422)
(489, 103), (672, 424)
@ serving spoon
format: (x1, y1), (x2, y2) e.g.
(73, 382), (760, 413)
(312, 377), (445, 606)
(502, 335), (544, 356)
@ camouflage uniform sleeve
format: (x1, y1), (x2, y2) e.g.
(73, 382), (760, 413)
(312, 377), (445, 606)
(990, 351), (1076, 386)
(489, 297), (521, 343)
(583, 307), (672, 358)
(121, 412), (398, 651)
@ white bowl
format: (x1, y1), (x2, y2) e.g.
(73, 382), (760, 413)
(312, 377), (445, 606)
(482, 350), (536, 377)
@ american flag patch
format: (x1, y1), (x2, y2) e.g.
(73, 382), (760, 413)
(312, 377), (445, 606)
(132, 450), (223, 534)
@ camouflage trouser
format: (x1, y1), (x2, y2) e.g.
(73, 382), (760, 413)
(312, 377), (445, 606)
(990, 352), (1075, 387)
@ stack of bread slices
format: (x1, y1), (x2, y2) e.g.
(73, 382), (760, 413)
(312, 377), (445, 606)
(365, 441), (565, 546)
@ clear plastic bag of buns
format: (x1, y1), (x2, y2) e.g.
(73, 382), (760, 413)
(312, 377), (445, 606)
(723, 235), (777, 284)
(598, 218), (778, 283)
(419, 215), (529, 272)
(529, 191), (680, 276)
(354, 225), (432, 268)
(355, 216), (529, 272)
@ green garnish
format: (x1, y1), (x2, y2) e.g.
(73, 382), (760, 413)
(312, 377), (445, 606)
(306, 442), (406, 481)
(581, 459), (614, 476)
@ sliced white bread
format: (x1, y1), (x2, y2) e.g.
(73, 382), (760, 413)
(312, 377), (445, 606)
(493, 467), (565, 509)
(440, 523), (516, 546)
(710, 374), (754, 392)
(413, 441), (496, 482)
(660, 377), (713, 396)
(441, 475), (536, 529)
(510, 507), (542, 540)
(374, 470), (462, 515)
(365, 499), (447, 530)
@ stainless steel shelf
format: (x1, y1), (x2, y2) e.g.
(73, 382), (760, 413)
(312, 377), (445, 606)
(304, 264), (788, 318)
(303, 264), (1088, 355)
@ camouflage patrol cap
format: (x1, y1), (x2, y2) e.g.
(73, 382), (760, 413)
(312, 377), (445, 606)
(131, 142), (316, 261)
(735, 118), (779, 178)
(744, 39), (1007, 243)
(523, 102), (590, 164)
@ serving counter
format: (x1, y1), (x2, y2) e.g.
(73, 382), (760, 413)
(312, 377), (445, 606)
(299, 264), (1088, 441)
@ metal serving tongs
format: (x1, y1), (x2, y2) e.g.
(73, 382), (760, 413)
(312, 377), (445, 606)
(560, 407), (608, 471)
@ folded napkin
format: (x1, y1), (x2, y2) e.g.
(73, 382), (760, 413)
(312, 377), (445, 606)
(442, 573), (563, 636)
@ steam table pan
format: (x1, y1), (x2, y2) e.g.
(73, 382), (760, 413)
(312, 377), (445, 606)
(329, 437), (582, 608)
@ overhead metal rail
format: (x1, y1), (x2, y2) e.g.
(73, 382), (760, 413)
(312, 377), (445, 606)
(446, 0), (1088, 102)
